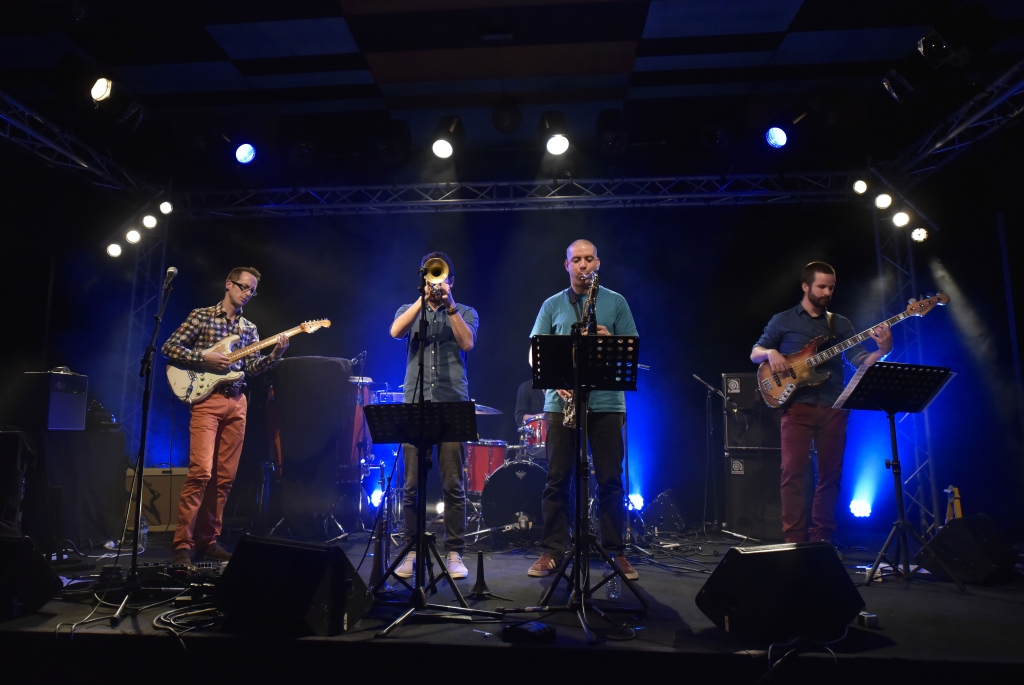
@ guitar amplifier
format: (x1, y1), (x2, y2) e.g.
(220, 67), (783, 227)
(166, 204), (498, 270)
(722, 373), (780, 450)
(19, 371), (89, 431)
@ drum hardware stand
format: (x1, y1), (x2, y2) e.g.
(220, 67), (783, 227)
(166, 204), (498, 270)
(831, 362), (964, 590)
(363, 266), (500, 637)
(369, 453), (401, 592)
(501, 332), (647, 644)
(110, 268), (175, 627)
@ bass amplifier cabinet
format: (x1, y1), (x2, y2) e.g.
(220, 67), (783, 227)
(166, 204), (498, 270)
(217, 535), (373, 636)
(695, 541), (865, 641)
(722, 373), (780, 450)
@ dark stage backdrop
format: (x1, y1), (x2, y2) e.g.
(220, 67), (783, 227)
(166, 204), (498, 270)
(2, 141), (1022, 539)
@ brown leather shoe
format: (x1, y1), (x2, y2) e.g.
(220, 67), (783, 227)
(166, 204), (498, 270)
(528, 555), (559, 577)
(614, 555), (639, 581)
(198, 542), (232, 562)
(171, 547), (191, 566)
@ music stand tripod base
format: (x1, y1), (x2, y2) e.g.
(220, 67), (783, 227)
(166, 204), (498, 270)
(833, 362), (964, 591)
(501, 334), (648, 643)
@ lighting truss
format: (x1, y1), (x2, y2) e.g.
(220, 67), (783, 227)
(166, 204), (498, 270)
(873, 207), (940, 536)
(0, 87), (151, 194)
(173, 172), (858, 219)
(881, 56), (1024, 191)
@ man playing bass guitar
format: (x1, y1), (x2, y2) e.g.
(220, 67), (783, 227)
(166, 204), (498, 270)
(750, 262), (892, 546)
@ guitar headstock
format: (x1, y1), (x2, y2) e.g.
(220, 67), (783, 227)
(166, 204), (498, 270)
(300, 319), (331, 333)
(905, 292), (949, 317)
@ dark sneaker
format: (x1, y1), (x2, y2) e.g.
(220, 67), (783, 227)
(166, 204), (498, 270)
(528, 555), (558, 577)
(615, 555), (639, 581)
(198, 542), (232, 562)
(171, 547), (191, 566)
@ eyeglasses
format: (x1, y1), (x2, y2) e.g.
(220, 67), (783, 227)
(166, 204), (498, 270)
(230, 280), (257, 296)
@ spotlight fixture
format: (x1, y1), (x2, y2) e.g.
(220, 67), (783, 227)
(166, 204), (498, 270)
(370, 489), (384, 508)
(853, 180), (868, 194)
(874, 193), (892, 209)
(882, 68), (914, 103)
(435, 501), (445, 516)
(912, 228), (929, 242)
(492, 98), (522, 136)
(539, 110), (569, 155)
(627, 493), (644, 511)
(159, 201), (173, 214)
(90, 77), (113, 102)
(235, 143), (256, 164)
(106, 243), (122, 257)
(892, 211), (910, 227)
(849, 500), (872, 518)
(125, 229), (141, 244)
(431, 115), (464, 159)
(765, 127), (787, 148)
(142, 215), (157, 228)
(596, 109), (629, 156)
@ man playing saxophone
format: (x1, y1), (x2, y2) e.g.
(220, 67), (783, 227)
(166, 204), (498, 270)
(526, 239), (640, 579)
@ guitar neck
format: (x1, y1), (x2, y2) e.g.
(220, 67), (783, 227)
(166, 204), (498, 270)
(226, 326), (303, 362)
(808, 312), (908, 366)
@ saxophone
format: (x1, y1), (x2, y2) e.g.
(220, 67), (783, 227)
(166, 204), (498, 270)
(563, 272), (599, 428)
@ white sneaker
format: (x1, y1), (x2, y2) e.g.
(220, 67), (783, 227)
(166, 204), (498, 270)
(396, 552), (416, 578)
(445, 552), (468, 579)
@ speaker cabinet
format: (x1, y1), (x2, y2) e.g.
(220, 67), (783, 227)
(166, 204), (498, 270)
(723, 451), (785, 542)
(0, 536), (62, 621)
(216, 535), (373, 636)
(125, 468), (187, 532)
(722, 373), (780, 450)
(915, 514), (1018, 584)
(695, 541), (865, 641)
(19, 372), (89, 431)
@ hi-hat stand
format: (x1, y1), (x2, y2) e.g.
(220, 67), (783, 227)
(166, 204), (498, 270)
(503, 331), (647, 643)
(833, 362), (963, 590)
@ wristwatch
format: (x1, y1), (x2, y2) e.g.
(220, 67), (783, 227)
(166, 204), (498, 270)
(446, 305), (458, 316)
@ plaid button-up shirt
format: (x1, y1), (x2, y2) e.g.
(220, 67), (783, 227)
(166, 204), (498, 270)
(161, 301), (276, 377)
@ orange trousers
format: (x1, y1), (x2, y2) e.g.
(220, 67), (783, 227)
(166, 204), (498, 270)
(173, 393), (247, 552)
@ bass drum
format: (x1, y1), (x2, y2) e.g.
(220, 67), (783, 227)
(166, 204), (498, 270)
(480, 462), (547, 542)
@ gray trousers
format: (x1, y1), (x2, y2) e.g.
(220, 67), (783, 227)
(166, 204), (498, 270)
(401, 441), (466, 553)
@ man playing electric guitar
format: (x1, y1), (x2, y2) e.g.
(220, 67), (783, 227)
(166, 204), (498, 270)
(750, 262), (892, 546)
(161, 267), (289, 565)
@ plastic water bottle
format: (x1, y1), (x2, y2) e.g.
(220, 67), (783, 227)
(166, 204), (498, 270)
(605, 555), (621, 599)
(139, 516), (148, 554)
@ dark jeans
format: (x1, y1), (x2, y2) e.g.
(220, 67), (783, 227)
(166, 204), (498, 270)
(780, 402), (849, 543)
(541, 411), (625, 560)
(401, 441), (466, 553)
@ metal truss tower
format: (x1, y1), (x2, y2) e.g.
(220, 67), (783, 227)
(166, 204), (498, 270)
(873, 208), (940, 536)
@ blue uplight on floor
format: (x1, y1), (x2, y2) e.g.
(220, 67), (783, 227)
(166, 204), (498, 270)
(628, 493), (644, 511)
(850, 499), (872, 517)
(370, 488), (383, 508)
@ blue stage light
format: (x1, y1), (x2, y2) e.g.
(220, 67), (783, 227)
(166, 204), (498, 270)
(628, 493), (644, 511)
(235, 143), (256, 164)
(850, 499), (872, 517)
(370, 488), (383, 508)
(766, 127), (787, 148)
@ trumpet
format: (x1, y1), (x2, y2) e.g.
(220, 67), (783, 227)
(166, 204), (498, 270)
(423, 257), (449, 300)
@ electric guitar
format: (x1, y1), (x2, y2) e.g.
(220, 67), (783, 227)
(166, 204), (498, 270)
(166, 319), (330, 404)
(756, 294), (948, 408)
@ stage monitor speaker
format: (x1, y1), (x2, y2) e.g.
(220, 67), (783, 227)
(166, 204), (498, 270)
(695, 541), (864, 641)
(914, 513), (1018, 585)
(216, 534), (372, 636)
(722, 373), (780, 450)
(0, 535), (63, 622)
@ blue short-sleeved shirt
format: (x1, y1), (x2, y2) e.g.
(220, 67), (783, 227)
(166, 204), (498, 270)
(395, 303), (478, 403)
(530, 286), (639, 413)
(753, 303), (868, 407)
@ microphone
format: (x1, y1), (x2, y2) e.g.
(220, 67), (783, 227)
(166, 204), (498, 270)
(163, 266), (178, 289)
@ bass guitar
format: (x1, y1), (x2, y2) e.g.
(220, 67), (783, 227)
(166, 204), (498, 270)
(756, 294), (948, 408)
(166, 319), (330, 404)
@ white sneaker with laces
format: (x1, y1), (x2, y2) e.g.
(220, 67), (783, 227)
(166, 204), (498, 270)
(445, 551), (468, 579)
(396, 552), (416, 578)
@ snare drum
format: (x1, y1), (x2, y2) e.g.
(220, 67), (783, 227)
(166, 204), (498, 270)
(466, 440), (507, 495)
(521, 416), (548, 448)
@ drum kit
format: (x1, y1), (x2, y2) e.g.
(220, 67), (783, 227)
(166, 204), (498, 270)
(348, 376), (552, 545)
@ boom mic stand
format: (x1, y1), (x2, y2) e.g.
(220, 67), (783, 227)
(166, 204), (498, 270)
(110, 269), (175, 626)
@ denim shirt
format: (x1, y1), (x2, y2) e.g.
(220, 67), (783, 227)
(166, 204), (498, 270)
(753, 303), (867, 407)
(395, 302), (479, 403)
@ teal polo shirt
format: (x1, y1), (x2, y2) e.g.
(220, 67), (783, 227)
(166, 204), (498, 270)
(529, 286), (639, 413)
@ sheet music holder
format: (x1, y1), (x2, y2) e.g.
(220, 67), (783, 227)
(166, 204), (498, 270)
(363, 402), (478, 447)
(531, 334), (640, 392)
(833, 362), (963, 590)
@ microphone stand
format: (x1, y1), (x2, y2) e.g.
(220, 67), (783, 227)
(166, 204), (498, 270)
(110, 275), (174, 626)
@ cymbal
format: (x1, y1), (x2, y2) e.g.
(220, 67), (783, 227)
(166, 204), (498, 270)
(474, 404), (503, 415)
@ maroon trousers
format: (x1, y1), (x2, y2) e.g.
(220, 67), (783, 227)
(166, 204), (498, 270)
(779, 401), (849, 543)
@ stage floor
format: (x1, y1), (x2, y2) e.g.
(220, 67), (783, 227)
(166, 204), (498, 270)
(3, 529), (1023, 682)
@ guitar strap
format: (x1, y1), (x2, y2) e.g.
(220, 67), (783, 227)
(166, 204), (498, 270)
(826, 311), (837, 340)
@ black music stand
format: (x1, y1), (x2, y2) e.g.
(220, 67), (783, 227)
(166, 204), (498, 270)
(362, 401), (500, 636)
(508, 333), (646, 643)
(833, 362), (963, 590)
